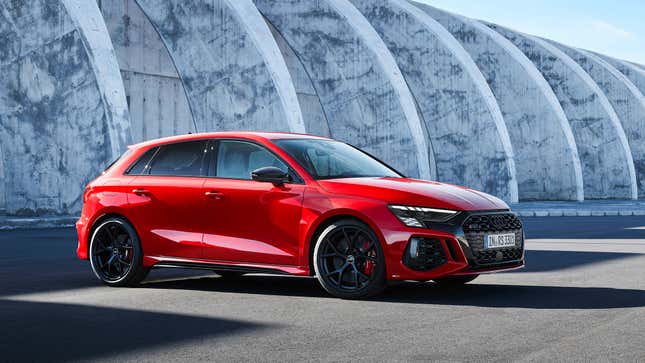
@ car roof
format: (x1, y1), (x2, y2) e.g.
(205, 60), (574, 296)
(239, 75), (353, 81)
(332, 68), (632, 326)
(129, 131), (332, 150)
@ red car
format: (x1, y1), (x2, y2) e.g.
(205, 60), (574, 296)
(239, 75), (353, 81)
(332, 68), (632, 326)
(77, 132), (524, 298)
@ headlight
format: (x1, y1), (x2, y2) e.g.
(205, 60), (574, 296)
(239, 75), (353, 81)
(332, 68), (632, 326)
(388, 205), (460, 227)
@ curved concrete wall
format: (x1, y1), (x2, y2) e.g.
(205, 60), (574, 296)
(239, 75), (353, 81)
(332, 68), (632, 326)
(254, 0), (434, 180)
(553, 43), (645, 198)
(0, 0), (127, 215)
(600, 55), (645, 97)
(135, 0), (305, 134)
(488, 24), (638, 200)
(0, 145), (4, 212)
(62, 0), (132, 159)
(350, 0), (517, 201)
(100, 0), (195, 142)
(264, 19), (332, 137)
(417, 4), (582, 201)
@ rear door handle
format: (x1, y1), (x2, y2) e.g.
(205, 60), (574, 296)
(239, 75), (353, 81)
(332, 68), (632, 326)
(205, 191), (224, 200)
(132, 189), (150, 196)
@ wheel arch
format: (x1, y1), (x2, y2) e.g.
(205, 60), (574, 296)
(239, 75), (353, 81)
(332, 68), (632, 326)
(87, 212), (141, 258)
(305, 210), (387, 276)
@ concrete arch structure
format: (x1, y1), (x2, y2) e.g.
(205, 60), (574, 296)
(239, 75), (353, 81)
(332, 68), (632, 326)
(348, 0), (517, 201)
(134, 0), (305, 134)
(0, 0), (128, 215)
(415, 3), (582, 202)
(599, 55), (645, 97)
(62, 0), (132, 159)
(552, 42), (645, 198)
(99, 0), (195, 143)
(264, 20), (332, 137)
(254, 0), (434, 180)
(0, 144), (5, 213)
(488, 24), (638, 200)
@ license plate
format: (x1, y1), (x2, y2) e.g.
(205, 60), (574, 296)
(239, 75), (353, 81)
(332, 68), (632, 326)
(485, 233), (516, 249)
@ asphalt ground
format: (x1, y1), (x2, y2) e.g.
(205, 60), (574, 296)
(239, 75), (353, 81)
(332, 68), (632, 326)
(1, 216), (645, 362)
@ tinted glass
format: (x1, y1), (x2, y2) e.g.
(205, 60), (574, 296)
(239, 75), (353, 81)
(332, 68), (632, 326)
(126, 147), (157, 175)
(273, 139), (401, 180)
(216, 140), (288, 180)
(148, 141), (207, 177)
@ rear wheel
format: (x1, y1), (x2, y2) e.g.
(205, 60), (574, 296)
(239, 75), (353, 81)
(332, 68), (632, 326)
(89, 217), (148, 287)
(313, 220), (386, 299)
(433, 274), (479, 287)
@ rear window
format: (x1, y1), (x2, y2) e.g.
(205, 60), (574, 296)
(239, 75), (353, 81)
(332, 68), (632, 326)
(147, 141), (208, 177)
(125, 147), (158, 175)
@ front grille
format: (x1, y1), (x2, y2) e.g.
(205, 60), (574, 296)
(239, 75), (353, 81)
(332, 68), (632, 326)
(462, 213), (524, 267)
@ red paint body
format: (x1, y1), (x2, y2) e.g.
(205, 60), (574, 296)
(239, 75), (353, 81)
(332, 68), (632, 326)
(77, 132), (523, 280)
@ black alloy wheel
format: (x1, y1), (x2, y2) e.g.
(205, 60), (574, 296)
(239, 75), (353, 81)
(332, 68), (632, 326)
(89, 217), (148, 286)
(314, 219), (386, 299)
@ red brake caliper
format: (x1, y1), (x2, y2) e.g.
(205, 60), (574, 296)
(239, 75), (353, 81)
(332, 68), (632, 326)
(362, 240), (375, 275)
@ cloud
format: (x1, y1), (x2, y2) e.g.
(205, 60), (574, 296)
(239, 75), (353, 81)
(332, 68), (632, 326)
(588, 20), (634, 39)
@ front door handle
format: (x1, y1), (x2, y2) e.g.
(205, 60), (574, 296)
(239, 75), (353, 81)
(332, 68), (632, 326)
(205, 191), (224, 200)
(132, 188), (150, 196)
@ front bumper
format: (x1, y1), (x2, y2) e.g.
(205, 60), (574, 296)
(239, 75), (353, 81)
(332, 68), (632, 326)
(385, 210), (525, 281)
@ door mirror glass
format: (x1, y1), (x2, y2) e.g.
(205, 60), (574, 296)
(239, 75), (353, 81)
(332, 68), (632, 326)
(252, 166), (291, 185)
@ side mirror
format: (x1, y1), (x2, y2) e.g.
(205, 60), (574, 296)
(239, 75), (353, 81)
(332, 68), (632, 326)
(251, 166), (291, 185)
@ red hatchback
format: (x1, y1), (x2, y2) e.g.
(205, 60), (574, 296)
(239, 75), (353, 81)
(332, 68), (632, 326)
(77, 132), (524, 298)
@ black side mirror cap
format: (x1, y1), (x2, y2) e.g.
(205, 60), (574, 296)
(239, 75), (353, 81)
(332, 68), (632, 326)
(251, 166), (291, 185)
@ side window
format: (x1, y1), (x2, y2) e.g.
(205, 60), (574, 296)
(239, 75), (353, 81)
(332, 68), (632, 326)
(216, 141), (288, 180)
(126, 147), (158, 175)
(147, 141), (207, 177)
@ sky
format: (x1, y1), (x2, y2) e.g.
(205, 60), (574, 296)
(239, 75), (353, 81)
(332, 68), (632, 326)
(417, 0), (645, 65)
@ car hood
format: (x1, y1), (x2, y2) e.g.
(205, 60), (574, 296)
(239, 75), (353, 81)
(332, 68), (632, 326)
(316, 177), (509, 211)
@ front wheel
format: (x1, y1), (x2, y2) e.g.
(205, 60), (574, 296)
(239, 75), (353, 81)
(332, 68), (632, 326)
(89, 217), (149, 287)
(313, 220), (387, 299)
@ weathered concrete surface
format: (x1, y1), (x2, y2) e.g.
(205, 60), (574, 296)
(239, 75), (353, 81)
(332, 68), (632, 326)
(135, 0), (305, 134)
(99, 0), (195, 142)
(0, 1), (122, 215)
(62, 0), (131, 158)
(265, 20), (332, 137)
(0, 144), (4, 212)
(254, 0), (434, 180)
(599, 55), (645, 98)
(350, 0), (518, 202)
(488, 24), (637, 200)
(552, 42), (645, 199)
(416, 3), (582, 202)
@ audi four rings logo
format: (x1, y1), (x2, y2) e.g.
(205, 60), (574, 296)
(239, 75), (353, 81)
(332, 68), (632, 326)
(491, 215), (506, 229)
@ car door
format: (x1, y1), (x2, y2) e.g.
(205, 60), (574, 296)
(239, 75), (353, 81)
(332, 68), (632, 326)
(127, 140), (209, 260)
(201, 139), (305, 266)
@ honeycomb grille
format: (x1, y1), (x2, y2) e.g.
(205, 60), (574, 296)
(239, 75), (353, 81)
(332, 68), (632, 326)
(402, 238), (448, 271)
(462, 213), (524, 267)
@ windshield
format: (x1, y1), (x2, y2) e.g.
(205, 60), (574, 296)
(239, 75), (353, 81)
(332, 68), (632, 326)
(273, 139), (402, 180)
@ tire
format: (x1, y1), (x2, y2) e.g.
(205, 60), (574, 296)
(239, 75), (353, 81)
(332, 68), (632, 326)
(313, 219), (387, 299)
(89, 217), (149, 287)
(214, 271), (245, 279)
(433, 274), (479, 287)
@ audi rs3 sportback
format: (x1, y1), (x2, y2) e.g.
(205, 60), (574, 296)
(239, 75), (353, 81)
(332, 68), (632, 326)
(77, 132), (525, 299)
